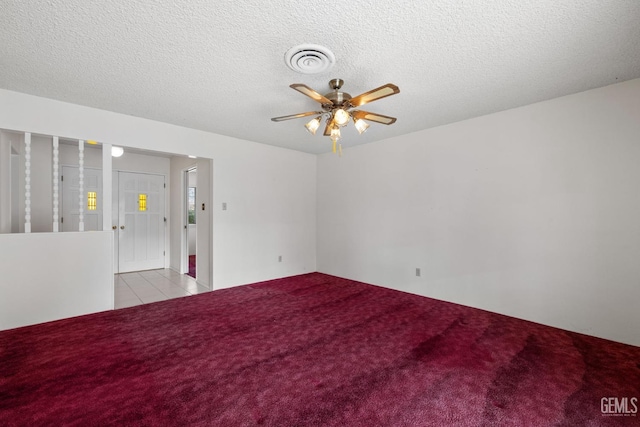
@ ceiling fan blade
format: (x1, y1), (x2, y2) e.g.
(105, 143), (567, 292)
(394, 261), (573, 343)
(290, 84), (333, 105)
(352, 110), (397, 125)
(348, 84), (400, 108)
(271, 111), (323, 122)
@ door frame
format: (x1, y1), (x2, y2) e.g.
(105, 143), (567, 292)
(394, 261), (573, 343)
(181, 166), (197, 275)
(116, 171), (167, 273)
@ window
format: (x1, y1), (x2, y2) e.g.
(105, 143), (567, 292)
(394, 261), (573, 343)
(138, 194), (147, 211)
(87, 192), (97, 210)
(188, 187), (196, 224)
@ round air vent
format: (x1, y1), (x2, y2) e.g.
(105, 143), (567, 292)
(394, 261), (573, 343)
(285, 44), (335, 74)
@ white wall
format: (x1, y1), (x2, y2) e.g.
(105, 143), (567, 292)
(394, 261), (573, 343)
(0, 88), (317, 290)
(0, 231), (114, 330)
(195, 158), (212, 287)
(317, 78), (640, 347)
(60, 143), (171, 175)
(213, 153), (317, 288)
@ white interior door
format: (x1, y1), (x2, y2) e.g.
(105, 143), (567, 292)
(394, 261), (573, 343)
(112, 173), (119, 273)
(61, 166), (102, 231)
(118, 171), (165, 273)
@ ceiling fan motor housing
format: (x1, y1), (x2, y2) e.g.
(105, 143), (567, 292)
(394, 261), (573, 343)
(325, 90), (351, 108)
(324, 78), (351, 108)
(329, 78), (344, 90)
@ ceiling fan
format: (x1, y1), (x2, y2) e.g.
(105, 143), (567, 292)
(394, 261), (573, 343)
(271, 79), (400, 154)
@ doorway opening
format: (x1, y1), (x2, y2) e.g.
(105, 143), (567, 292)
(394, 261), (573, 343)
(184, 167), (197, 279)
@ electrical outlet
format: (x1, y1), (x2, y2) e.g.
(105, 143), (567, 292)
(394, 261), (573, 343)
(416, 268), (421, 277)
(278, 255), (282, 262)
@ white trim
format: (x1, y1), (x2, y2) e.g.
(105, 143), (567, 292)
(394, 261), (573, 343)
(24, 132), (31, 233)
(78, 139), (84, 231)
(181, 168), (189, 275)
(52, 136), (59, 232)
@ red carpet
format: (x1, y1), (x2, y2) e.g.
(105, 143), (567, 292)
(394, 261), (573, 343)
(188, 254), (196, 278)
(1, 273), (638, 426)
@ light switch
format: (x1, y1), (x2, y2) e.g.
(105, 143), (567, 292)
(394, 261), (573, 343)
(222, 202), (227, 211)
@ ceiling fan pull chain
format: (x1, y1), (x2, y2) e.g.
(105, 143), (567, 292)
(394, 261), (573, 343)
(338, 143), (343, 157)
(332, 139), (337, 153)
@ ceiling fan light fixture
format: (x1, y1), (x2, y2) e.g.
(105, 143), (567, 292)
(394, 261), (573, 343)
(271, 79), (400, 155)
(333, 108), (350, 126)
(354, 117), (370, 134)
(304, 116), (322, 135)
(330, 126), (341, 141)
(111, 146), (124, 157)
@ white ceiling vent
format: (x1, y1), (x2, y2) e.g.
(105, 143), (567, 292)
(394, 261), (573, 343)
(285, 44), (335, 74)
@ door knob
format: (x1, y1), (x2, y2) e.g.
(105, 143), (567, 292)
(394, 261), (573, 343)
(112, 225), (117, 230)
(120, 225), (125, 230)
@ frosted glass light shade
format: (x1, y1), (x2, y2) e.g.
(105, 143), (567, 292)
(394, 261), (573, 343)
(305, 117), (321, 134)
(354, 118), (370, 134)
(330, 126), (341, 141)
(333, 109), (350, 126)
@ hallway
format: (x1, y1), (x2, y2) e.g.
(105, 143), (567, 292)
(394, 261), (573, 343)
(115, 269), (210, 309)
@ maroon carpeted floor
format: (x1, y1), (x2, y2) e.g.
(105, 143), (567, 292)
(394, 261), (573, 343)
(188, 254), (196, 278)
(1, 273), (639, 426)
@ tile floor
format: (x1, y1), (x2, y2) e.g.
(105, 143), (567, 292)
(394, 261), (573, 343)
(115, 269), (210, 309)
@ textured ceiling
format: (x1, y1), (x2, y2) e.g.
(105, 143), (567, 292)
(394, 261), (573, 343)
(1, 1), (639, 154)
